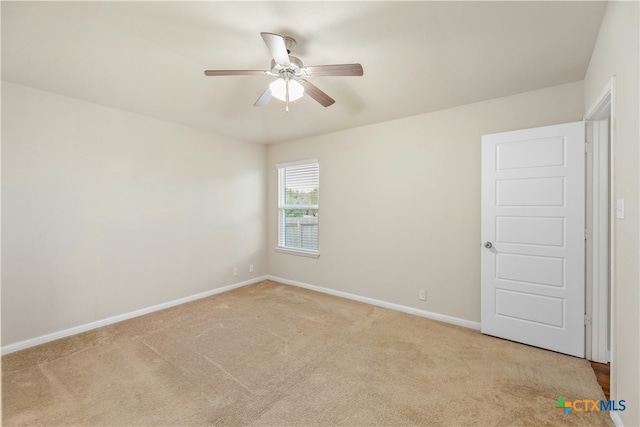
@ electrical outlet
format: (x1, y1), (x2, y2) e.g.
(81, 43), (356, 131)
(233, 267), (238, 276)
(419, 290), (427, 301)
(249, 264), (254, 273)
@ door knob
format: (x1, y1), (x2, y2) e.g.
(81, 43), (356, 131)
(484, 242), (493, 249)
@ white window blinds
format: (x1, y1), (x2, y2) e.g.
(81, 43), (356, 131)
(278, 160), (319, 254)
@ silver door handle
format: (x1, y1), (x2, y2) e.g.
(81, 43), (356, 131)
(484, 242), (493, 249)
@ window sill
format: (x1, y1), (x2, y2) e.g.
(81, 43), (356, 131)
(274, 247), (320, 258)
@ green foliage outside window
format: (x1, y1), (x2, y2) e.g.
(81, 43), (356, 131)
(285, 188), (318, 217)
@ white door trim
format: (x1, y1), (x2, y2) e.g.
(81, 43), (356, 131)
(583, 76), (616, 389)
(585, 118), (610, 363)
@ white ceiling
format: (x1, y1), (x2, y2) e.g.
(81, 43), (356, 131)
(2, 1), (607, 144)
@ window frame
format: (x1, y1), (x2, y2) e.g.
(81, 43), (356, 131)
(276, 159), (320, 258)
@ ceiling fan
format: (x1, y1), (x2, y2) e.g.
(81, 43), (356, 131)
(204, 32), (364, 111)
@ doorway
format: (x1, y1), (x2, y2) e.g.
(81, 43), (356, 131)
(584, 77), (616, 401)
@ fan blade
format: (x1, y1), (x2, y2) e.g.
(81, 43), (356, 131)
(300, 80), (335, 107)
(305, 64), (363, 77)
(204, 70), (266, 76)
(260, 32), (290, 66)
(254, 89), (272, 107)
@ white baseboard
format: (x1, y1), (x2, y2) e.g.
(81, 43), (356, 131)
(3, 275), (481, 355)
(1, 276), (268, 355)
(610, 411), (624, 427)
(266, 275), (481, 331)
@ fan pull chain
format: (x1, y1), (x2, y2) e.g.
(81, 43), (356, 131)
(285, 72), (290, 113)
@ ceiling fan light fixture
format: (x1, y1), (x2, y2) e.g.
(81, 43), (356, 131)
(204, 32), (363, 109)
(269, 78), (304, 102)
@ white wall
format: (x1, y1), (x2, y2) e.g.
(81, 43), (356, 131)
(584, 2), (639, 425)
(1, 82), (267, 346)
(267, 81), (584, 323)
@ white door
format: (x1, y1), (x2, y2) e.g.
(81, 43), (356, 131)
(481, 122), (585, 358)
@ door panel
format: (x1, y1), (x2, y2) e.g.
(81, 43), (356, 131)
(495, 289), (564, 327)
(496, 216), (564, 246)
(481, 122), (585, 357)
(496, 177), (565, 206)
(496, 253), (565, 287)
(496, 137), (565, 170)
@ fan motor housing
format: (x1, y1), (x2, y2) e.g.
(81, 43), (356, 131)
(282, 36), (297, 54)
(270, 56), (304, 76)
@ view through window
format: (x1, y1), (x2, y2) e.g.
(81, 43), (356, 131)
(277, 160), (319, 254)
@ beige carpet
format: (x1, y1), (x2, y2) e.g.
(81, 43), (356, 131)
(3, 280), (613, 426)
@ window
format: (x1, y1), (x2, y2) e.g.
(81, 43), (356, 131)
(277, 160), (319, 257)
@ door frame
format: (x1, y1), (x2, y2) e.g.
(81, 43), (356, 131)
(583, 77), (616, 380)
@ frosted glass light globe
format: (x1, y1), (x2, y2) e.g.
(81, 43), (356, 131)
(269, 79), (304, 102)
